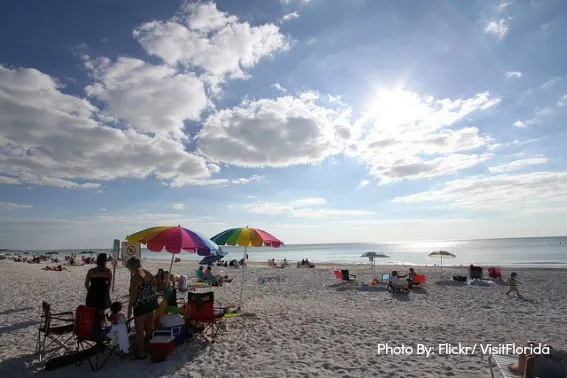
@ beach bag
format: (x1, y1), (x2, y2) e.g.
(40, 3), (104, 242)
(134, 281), (159, 316)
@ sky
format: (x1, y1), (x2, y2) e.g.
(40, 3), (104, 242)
(1, 0), (567, 250)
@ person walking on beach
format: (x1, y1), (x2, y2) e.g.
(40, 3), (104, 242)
(126, 256), (158, 360)
(506, 272), (521, 297)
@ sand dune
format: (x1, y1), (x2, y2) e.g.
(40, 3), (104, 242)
(0, 259), (566, 377)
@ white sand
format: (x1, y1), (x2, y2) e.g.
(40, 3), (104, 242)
(0, 259), (566, 377)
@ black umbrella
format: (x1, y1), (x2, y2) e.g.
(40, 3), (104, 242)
(361, 251), (389, 274)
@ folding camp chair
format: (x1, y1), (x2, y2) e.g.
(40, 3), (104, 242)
(488, 267), (502, 279)
(341, 270), (357, 283)
(412, 274), (426, 286)
(75, 305), (125, 371)
(469, 265), (483, 279)
(380, 273), (390, 285)
(35, 301), (75, 363)
(186, 292), (225, 343)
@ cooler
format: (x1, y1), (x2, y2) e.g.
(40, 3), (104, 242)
(159, 313), (186, 345)
(148, 330), (175, 363)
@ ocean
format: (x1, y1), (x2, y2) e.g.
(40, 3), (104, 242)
(3, 236), (567, 268)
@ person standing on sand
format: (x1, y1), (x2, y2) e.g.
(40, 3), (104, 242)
(125, 256), (158, 360)
(85, 253), (112, 311)
(506, 272), (521, 297)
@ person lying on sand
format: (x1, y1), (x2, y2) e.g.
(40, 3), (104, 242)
(508, 342), (566, 377)
(42, 265), (68, 271)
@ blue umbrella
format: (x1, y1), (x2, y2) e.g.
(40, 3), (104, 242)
(199, 252), (227, 265)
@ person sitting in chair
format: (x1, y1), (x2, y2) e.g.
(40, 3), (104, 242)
(387, 271), (399, 292)
(400, 268), (416, 288)
(204, 266), (224, 286)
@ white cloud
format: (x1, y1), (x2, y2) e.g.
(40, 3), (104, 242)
(281, 12), (299, 23)
(513, 119), (541, 128)
(0, 202), (32, 209)
(271, 83), (287, 92)
(485, 19), (509, 39)
(245, 198), (372, 218)
(170, 203), (186, 210)
(535, 107), (553, 116)
(231, 175), (265, 184)
(357, 180), (370, 189)
(196, 92), (353, 167)
(84, 57), (208, 141)
(488, 157), (548, 173)
(0, 176), (23, 185)
(98, 208), (107, 212)
(292, 197), (326, 207)
(133, 2), (289, 92)
(280, 0), (313, 4)
(557, 94), (567, 107)
(352, 90), (500, 184)
(505, 71), (522, 78)
(0, 65), (213, 188)
(394, 172), (567, 212)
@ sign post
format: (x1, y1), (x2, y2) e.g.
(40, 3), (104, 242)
(122, 242), (141, 268)
(111, 239), (120, 292)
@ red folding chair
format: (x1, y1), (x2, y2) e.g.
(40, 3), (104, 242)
(75, 305), (124, 371)
(187, 292), (225, 343)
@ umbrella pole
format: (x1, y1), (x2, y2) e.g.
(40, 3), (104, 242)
(168, 253), (174, 274)
(238, 246), (247, 311)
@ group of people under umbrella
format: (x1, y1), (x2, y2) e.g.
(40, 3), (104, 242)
(82, 225), (283, 360)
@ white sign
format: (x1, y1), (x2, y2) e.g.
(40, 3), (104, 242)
(122, 242), (141, 267)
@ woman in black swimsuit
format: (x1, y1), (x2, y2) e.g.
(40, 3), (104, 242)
(85, 253), (112, 311)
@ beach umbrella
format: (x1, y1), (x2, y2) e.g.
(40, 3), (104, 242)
(126, 225), (222, 273)
(211, 226), (283, 311)
(199, 250), (227, 266)
(428, 250), (455, 268)
(361, 251), (389, 275)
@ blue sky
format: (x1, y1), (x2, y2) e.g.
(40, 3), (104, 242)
(1, 0), (567, 249)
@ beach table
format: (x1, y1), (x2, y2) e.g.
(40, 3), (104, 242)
(489, 354), (518, 378)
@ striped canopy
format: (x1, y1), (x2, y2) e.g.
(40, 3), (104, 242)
(126, 226), (221, 256)
(210, 227), (283, 248)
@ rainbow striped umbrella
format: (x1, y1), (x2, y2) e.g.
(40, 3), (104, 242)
(126, 225), (221, 272)
(211, 226), (283, 310)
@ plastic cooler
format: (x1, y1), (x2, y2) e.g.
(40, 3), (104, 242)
(148, 330), (175, 363)
(159, 313), (187, 345)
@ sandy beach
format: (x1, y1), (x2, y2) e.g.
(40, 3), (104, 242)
(0, 259), (566, 377)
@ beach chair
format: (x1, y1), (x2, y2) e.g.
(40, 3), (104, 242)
(380, 273), (390, 285)
(186, 292), (225, 343)
(341, 270), (357, 283)
(489, 354), (518, 378)
(74, 305), (125, 371)
(35, 301), (75, 363)
(469, 265), (483, 279)
(488, 267), (502, 279)
(412, 274), (426, 286)
(195, 269), (207, 283)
